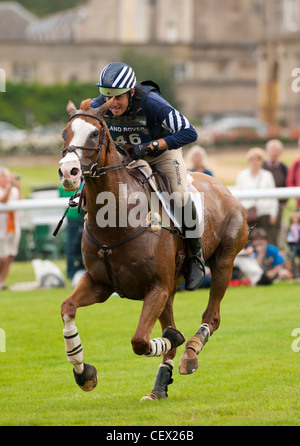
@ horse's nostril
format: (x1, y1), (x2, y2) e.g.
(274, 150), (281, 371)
(71, 168), (79, 176)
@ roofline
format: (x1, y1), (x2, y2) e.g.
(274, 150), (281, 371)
(0, 1), (37, 22)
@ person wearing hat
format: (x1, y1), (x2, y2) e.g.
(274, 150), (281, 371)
(235, 147), (279, 235)
(90, 62), (205, 291)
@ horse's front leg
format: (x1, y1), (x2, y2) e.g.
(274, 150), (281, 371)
(61, 271), (112, 391)
(141, 292), (185, 401)
(131, 286), (176, 356)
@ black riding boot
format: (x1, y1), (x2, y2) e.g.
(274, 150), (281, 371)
(182, 198), (206, 291)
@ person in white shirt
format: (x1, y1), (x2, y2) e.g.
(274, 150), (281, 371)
(235, 147), (279, 236)
(0, 167), (22, 290)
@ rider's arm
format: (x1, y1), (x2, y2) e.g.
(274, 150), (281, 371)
(145, 91), (198, 150)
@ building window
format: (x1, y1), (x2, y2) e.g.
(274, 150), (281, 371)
(166, 20), (177, 43)
(172, 62), (193, 81)
(283, 0), (299, 32)
(12, 64), (37, 84)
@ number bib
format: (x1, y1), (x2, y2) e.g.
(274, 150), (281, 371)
(104, 115), (151, 153)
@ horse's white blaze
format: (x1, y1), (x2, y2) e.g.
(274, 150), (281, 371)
(59, 152), (79, 164)
(70, 118), (97, 157)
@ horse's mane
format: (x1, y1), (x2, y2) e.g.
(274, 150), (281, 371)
(80, 98), (93, 112)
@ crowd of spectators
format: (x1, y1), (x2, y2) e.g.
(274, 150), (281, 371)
(186, 139), (300, 288)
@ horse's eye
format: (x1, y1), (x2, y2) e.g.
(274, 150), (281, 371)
(92, 130), (99, 138)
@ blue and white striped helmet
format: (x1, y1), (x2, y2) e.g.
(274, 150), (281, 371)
(96, 62), (136, 97)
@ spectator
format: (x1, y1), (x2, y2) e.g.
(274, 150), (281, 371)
(59, 184), (85, 281)
(0, 167), (22, 290)
(286, 211), (300, 277)
(263, 139), (288, 246)
(286, 137), (300, 210)
(287, 211), (300, 244)
(235, 147), (278, 234)
(249, 227), (290, 283)
(186, 145), (213, 176)
(233, 244), (264, 285)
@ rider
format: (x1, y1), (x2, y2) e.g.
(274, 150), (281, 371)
(90, 62), (205, 291)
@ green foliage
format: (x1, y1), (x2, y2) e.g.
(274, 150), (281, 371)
(0, 0), (88, 17)
(120, 48), (179, 109)
(0, 82), (97, 129)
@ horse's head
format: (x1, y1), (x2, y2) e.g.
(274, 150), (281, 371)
(59, 98), (113, 191)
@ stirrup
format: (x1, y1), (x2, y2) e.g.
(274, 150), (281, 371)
(185, 255), (206, 291)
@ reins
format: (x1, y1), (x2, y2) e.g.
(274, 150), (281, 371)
(55, 111), (184, 298)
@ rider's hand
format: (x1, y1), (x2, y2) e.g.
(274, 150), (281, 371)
(131, 143), (152, 160)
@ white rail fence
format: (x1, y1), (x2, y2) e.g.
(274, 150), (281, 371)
(0, 187), (300, 228)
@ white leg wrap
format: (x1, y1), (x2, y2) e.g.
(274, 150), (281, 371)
(144, 337), (172, 357)
(63, 317), (84, 374)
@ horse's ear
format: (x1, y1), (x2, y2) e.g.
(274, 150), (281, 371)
(80, 98), (93, 112)
(66, 100), (78, 117)
(96, 97), (115, 117)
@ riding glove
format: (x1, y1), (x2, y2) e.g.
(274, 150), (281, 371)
(131, 143), (152, 160)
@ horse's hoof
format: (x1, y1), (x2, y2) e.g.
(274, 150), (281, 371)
(178, 348), (199, 375)
(140, 393), (159, 402)
(73, 363), (98, 392)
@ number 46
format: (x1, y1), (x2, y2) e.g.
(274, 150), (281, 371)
(115, 134), (142, 146)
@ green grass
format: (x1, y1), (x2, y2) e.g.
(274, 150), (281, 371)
(0, 261), (299, 426)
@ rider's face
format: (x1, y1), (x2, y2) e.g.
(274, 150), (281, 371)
(105, 89), (134, 116)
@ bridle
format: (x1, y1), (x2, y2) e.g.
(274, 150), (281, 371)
(61, 113), (129, 178)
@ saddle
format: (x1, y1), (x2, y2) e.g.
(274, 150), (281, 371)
(151, 171), (172, 196)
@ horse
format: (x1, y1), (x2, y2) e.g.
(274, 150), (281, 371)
(58, 97), (248, 401)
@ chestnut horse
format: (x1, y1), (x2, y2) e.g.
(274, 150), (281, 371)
(59, 98), (248, 401)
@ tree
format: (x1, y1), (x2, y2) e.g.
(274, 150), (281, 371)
(0, 0), (88, 17)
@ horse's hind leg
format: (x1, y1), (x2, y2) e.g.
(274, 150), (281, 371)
(179, 215), (247, 375)
(141, 292), (184, 401)
(61, 271), (112, 391)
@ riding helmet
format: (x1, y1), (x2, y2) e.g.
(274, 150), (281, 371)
(96, 62), (136, 97)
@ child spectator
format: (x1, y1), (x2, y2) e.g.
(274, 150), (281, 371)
(249, 227), (290, 283)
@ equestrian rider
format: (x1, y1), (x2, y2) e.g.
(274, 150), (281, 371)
(90, 62), (205, 291)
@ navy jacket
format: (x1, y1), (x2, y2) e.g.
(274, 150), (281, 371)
(90, 82), (197, 157)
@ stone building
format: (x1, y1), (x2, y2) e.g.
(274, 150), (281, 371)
(257, 0), (300, 126)
(1, 0), (299, 125)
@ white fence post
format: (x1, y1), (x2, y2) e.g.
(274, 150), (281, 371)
(1, 188), (300, 213)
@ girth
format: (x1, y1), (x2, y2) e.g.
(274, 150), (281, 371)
(84, 221), (149, 299)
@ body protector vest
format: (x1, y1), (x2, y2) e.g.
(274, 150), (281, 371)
(96, 81), (172, 157)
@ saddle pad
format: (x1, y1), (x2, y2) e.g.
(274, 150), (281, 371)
(188, 183), (204, 237)
(136, 166), (204, 236)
